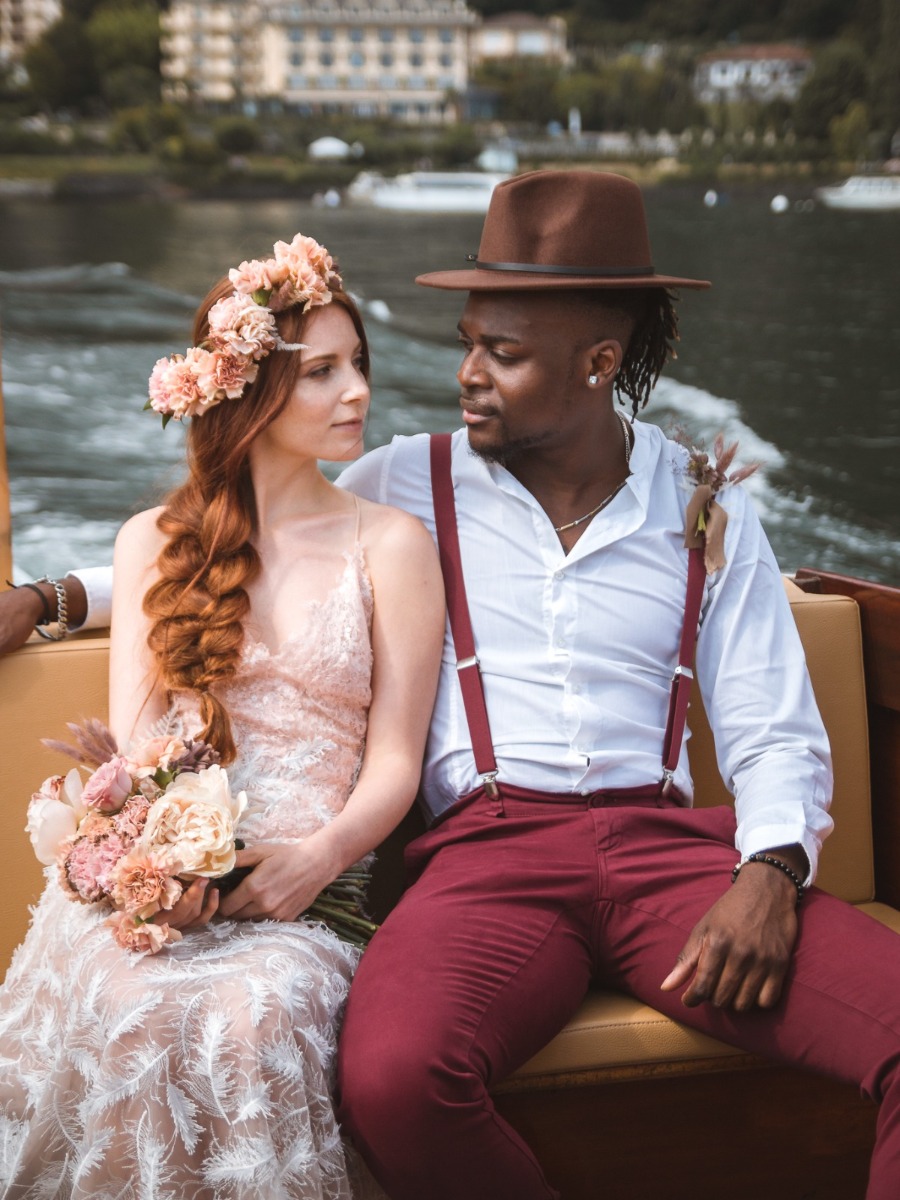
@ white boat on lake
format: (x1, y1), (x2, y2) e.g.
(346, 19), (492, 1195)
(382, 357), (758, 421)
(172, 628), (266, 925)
(814, 175), (900, 211)
(347, 170), (509, 213)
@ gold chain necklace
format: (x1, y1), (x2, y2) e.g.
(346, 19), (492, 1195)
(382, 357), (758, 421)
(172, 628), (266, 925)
(553, 412), (632, 534)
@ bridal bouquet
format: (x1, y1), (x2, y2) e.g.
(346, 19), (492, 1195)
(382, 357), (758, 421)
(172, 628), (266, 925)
(27, 719), (378, 954)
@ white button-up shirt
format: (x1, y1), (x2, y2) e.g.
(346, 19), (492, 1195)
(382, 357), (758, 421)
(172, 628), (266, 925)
(76, 420), (833, 877)
(338, 422), (833, 878)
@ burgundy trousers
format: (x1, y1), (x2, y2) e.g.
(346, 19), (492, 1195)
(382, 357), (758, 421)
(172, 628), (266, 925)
(335, 786), (900, 1200)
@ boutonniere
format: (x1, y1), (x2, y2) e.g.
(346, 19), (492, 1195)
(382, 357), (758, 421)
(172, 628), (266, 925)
(678, 433), (759, 575)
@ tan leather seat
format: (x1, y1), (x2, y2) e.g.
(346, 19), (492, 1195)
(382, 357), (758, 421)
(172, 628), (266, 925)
(0, 582), (895, 1090)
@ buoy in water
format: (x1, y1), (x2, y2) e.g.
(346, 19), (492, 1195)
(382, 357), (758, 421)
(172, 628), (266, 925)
(770, 194), (790, 213)
(703, 189), (718, 207)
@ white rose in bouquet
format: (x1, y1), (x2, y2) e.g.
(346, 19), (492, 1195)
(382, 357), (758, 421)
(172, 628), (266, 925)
(140, 765), (247, 878)
(27, 768), (87, 865)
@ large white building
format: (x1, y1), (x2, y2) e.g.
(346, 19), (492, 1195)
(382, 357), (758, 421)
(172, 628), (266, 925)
(0, 0), (60, 65)
(694, 44), (812, 105)
(162, 0), (475, 122)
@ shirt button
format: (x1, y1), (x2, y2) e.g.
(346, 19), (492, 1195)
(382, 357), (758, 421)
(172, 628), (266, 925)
(554, 570), (564, 581)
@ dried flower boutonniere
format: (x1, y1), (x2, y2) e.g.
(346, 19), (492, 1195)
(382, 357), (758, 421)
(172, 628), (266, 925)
(678, 432), (759, 575)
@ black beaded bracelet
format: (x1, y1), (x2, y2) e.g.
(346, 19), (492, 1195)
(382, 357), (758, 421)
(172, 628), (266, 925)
(6, 580), (52, 626)
(731, 853), (807, 905)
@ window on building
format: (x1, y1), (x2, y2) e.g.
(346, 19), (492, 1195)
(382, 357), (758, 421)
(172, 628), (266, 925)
(319, 74), (338, 88)
(438, 52), (452, 67)
(409, 28), (424, 42)
(379, 51), (393, 66)
(378, 28), (394, 42)
(320, 27), (334, 41)
(438, 29), (453, 43)
(349, 75), (366, 89)
(438, 75), (455, 89)
(408, 75), (425, 89)
(288, 73), (306, 89)
(349, 27), (364, 42)
(350, 50), (365, 67)
(288, 28), (304, 42)
(380, 74), (396, 88)
(291, 51), (304, 65)
(320, 50), (334, 66)
(410, 52), (423, 67)
(518, 32), (546, 54)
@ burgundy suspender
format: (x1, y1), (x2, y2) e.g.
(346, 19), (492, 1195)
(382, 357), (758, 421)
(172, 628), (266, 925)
(430, 433), (500, 796)
(429, 432), (706, 797)
(661, 546), (706, 794)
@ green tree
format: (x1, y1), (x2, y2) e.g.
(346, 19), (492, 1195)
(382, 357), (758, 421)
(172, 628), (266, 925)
(793, 41), (870, 139)
(24, 15), (98, 110)
(828, 98), (870, 159)
(214, 116), (262, 155)
(86, 2), (160, 76)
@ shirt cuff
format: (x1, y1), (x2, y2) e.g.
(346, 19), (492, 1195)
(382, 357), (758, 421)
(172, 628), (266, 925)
(69, 565), (113, 630)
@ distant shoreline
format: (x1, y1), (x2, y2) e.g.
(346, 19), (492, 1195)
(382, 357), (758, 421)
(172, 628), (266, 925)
(0, 155), (848, 203)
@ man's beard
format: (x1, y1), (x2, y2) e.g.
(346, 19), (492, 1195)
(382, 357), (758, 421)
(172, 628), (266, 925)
(466, 425), (548, 467)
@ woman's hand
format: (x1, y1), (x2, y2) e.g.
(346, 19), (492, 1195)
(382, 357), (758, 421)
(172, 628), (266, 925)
(155, 877), (220, 931)
(216, 843), (337, 923)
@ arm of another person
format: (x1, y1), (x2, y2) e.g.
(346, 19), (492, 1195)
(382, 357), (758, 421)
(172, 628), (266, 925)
(218, 507), (444, 922)
(109, 510), (169, 748)
(0, 564), (115, 654)
(661, 490), (832, 1012)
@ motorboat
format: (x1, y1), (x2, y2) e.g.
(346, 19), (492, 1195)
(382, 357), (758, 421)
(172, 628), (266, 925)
(346, 170), (509, 214)
(814, 174), (900, 211)
(1, 342), (899, 1198)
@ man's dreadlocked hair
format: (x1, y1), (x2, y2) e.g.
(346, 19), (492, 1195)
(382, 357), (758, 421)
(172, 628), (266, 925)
(582, 288), (680, 419)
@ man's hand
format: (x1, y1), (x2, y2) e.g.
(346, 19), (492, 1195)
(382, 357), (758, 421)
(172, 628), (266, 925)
(0, 576), (88, 655)
(660, 858), (801, 1011)
(0, 585), (45, 654)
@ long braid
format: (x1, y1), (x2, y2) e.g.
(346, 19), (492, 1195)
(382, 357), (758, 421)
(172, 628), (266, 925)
(142, 278), (371, 763)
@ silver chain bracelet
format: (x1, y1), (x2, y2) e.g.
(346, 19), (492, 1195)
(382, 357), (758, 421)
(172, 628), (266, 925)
(33, 576), (68, 641)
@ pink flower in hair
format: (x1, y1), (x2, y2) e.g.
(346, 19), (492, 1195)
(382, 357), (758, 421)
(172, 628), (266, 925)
(80, 755), (134, 814)
(108, 911), (182, 954)
(208, 294), (279, 361)
(149, 354), (205, 420)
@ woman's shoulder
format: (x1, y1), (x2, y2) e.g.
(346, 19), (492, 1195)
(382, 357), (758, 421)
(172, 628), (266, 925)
(354, 495), (438, 572)
(114, 507), (167, 566)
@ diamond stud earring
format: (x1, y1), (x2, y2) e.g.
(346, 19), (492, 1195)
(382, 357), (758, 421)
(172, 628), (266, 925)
(587, 374), (599, 386)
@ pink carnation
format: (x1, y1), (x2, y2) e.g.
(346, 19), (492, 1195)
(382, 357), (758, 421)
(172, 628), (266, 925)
(60, 831), (129, 902)
(108, 911), (182, 954)
(81, 756), (133, 814)
(112, 792), (153, 842)
(207, 294), (279, 361)
(148, 354), (205, 420)
(229, 258), (274, 297)
(109, 849), (183, 918)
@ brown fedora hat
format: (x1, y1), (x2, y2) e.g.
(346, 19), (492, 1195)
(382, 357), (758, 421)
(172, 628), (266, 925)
(416, 170), (710, 292)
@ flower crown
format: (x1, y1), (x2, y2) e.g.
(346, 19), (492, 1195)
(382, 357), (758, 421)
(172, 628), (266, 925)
(146, 234), (342, 425)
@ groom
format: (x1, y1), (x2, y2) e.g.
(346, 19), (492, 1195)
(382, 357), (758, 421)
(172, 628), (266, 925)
(2, 171), (899, 1199)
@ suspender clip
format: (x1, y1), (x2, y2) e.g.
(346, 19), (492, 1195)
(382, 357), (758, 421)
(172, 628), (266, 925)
(457, 655), (479, 672)
(671, 664), (693, 682)
(660, 768), (675, 796)
(481, 771), (499, 798)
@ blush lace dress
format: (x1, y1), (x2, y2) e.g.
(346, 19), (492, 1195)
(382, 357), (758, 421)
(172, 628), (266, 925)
(0, 524), (387, 1200)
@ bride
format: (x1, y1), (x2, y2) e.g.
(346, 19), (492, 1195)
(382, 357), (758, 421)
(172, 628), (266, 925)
(0, 235), (444, 1198)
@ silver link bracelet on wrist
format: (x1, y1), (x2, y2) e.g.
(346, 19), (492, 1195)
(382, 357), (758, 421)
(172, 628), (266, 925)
(33, 576), (68, 641)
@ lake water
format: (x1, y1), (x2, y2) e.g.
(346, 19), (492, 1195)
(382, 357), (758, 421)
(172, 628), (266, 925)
(0, 186), (898, 583)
